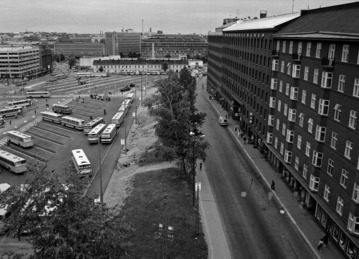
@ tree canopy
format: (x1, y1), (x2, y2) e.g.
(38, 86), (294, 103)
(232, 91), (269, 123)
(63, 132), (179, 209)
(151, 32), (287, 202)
(0, 163), (129, 258)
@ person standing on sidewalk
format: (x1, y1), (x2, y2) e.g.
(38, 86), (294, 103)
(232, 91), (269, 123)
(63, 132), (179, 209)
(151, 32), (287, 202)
(271, 180), (275, 191)
(323, 232), (329, 247)
(317, 238), (324, 252)
(199, 162), (203, 171)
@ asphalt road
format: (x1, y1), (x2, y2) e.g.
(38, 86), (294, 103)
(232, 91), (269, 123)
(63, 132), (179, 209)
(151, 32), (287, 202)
(195, 77), (315, 259)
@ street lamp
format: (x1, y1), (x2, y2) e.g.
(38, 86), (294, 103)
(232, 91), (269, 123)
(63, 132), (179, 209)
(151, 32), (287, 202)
(156, 196), (174, 259)
(190, 129), (205, 208)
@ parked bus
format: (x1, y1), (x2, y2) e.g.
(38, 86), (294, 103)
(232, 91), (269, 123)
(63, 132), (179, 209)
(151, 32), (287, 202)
(0, 150), (27, 174)
(61, 116), (85, 130)
(118, 103), (127, 114)
(52, 104), (72, 114)
(125, 92), (135, 103)
(0, 107), (23, 118)
(111, 112), (125, 128)
(100, 124), (117, 144)
(7, 131), (34, 148)
(41, 111), (63, 123)
(87, 123), (106, 144)
(7, 99), (32, 108)
(26, 91), (51, 98)
(71, 149), (92, 177)
(75, 72), (92, 77)
(83, 117), (104, 134)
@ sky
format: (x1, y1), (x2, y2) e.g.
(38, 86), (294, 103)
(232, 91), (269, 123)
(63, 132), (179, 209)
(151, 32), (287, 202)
(0, 0), (357, 34)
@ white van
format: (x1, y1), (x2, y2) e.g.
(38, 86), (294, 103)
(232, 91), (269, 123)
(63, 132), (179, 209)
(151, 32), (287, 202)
(219, 116), (228, 126)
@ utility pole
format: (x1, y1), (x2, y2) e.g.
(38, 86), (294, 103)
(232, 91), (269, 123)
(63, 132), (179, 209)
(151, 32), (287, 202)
(292, 0), (295, 13)
(98, 140), (103, 203)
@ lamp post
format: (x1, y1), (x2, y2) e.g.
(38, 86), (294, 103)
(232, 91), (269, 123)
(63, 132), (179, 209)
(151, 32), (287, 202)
(190, 130), (205, 208)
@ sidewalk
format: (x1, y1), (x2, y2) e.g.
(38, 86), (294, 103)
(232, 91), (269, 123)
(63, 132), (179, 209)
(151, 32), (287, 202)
(198, 91), (344, 259)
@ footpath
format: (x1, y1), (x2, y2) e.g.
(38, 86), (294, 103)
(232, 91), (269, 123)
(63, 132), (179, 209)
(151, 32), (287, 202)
(196, 91), (344, 259)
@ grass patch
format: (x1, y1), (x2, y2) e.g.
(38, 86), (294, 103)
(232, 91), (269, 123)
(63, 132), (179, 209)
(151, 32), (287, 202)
(119, 168), (207, 259)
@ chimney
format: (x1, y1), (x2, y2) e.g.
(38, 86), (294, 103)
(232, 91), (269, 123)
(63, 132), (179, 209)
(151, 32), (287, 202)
(260, 10), (267, 18)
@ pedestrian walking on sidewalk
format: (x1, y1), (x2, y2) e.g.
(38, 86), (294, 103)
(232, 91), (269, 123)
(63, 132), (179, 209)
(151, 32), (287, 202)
(323, 232), (329, 247)
(199, 162), (202, 171)
(317, 238), (324, 252)
(271, 180), (275, 191)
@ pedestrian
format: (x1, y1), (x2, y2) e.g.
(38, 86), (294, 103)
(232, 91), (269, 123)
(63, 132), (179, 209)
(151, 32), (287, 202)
(199, 162), (202, 171)
(243, 136), (247, 144)
(317, 238), (324, 252)
(9, 120), (11, 125)
(104, 109), (106, 115)
(234, 125), (238, 132)
(34, 110), (36, 114)
(323, 232), (329, 247)
(271, 180), (275, 190)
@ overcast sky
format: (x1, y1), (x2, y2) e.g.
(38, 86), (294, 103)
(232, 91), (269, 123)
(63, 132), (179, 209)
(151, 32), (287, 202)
(0, 0), (356, 34)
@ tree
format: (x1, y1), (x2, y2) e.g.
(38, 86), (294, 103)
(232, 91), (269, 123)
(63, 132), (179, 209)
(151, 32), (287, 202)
(68, 56), (76, 69)
(0, 163), (129, 258)
(161, 61), (168, 72)
(99, 66), (104, 72)
(165, 53), (171, 59)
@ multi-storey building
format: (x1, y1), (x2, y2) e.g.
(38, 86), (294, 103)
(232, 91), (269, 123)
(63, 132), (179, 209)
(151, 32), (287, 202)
(105, 32), (141, 56)
(208, 2), (359, 257)
(141, 34), (207, 59)
(269, 3), (359, 257)
(53, 42), (105, 58)
(0, 46), (41, 79)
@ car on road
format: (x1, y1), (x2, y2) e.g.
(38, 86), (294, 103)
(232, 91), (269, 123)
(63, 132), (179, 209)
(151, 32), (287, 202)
(120, 86), (131, 92)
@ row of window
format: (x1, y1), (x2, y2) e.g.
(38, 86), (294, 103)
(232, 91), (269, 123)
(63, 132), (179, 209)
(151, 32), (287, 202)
(223, 33), (273, 51)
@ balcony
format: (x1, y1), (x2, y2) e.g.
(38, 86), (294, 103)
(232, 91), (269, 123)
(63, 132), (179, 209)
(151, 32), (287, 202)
(292, 53), (301, 63)
(321, 58), (335, 70)
(272, 50), (279, 58)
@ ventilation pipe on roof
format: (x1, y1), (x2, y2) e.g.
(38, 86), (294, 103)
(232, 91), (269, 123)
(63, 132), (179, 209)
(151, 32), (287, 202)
(260, 10), (267, 18)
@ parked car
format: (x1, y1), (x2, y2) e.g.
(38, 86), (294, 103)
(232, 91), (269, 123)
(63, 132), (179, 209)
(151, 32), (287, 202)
(120, 86), (131, 92)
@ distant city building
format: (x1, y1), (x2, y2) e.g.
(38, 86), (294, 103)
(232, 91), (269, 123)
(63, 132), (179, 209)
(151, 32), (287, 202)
(53, 42), (105, 58)
(141, 34), (208, 59)
(79, 55), (122, 69)
(0, 45), (41, 79)
(105, 31), (141, 56)
(93, 59), (187, 75)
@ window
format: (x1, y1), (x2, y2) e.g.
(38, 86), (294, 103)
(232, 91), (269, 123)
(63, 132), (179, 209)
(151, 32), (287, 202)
(276, 41), (280, 51)
(303, 164), (308, 179)
(308, 118), (313, 133)
(301, 90), (306, 104)
(345, 141), (353, 159)
(272, 59), (279, 71)
(304, 67), (309, 81)
(352, 182), (359, 204)
(306, 42), (311, 57)
(348, 212), (359, 235)
(270, 78), (277, 90)
(289, 41), (293, 54)
(349, 110), (357, 129)
(268, 115), (274, 126)
(313, 69), (319, 84)
(353, 78), (359, 97)
(340, 169), (349, 188)
(331, 132), (338, 149)
(318, 99), (330, 116)
(310, 94), (317, 109)
(336, 197), (344, 216)
(297, 42), (302, 55)
(269, 97), (276, 108)
(297, 135), (302, 149)
(321, 72), (333, 88)
(290, 87), (298, 100)
(315, 125), (326, 142)
(266, 132), (273, 144)
(334, 104), (341, 121)
(274, 137), (278, 149)
(327, 159), (334, 176)
(276, 119), (280, 130)
(280, 61), (285, 73)
(312, 150), (323, 167)
(287, 63), (291, 75)
(295, 157), (299, 170)
(328, 44), (336, 60)
(282, 123), (286, 136)
(306, 142), (311, 157)
(277, 100), (281, 112)
(342, 45), (349, 62)
(286, 130), (294, 143)
(280, 142), (284, 155)
(338, 75), (346, 92)
(282, 41), (286, 53)
(279, 80), (283, 92)
(309, 175), (319, 192)
(299, 113), (304, 127)
(288, 108), (296, 122)
(284, 103), (288, 116)
(284, 150), (292, 163)
(324, 185), (330, 202)
(292, 64), (301, 78)
(316, 43), (322, 58)
(285, 83), (290, 96)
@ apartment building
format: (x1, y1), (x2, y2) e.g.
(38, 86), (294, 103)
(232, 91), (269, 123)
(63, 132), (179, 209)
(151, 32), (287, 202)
(105, 32), (141, 56)
(0, 45), (41, 79)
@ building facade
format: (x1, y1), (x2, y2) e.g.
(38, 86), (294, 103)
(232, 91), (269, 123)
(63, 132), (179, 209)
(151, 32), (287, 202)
(105, 32), (141, 56)
(0, 46), (41, 79)
(141, 34), (208, 59)
(53, 42), (105, 58)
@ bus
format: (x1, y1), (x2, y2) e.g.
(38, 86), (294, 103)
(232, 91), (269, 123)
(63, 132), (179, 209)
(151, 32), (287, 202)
(41, 111), (63, 123)
(87, 123), (106, 144)
(0, 150), (27, 174)
(100, 124), (117, 144)
(52, 104), (72, 114)
(61, 116), (85, 130)
(83, 117), (104, 134)
(0, 107), (23, 118)
(75, 72), (92, 78)
(26, 91), (51, 98)
(7, 130), (34, 148)
(118, 103), (127, 114)
(71, 149), (92, 177)
(7, 99), (33, 108)
(125, 92), (135, 103)
(111, 112), (125, 128)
